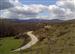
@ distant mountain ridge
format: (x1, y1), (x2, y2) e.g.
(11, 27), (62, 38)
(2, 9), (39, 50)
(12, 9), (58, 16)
(0, 18), (64, 23)
(0, 18), (75, 23)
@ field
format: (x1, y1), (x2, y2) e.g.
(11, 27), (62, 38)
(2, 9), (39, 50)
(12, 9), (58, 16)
(0, 37), (23, 54)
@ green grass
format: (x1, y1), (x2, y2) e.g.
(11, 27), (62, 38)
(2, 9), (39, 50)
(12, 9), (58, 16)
(0, 37), (23, 54)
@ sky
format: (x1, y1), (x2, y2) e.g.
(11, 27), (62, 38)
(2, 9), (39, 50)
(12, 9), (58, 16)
(0, 0), (75, 20)
(20, 0), (57, 5)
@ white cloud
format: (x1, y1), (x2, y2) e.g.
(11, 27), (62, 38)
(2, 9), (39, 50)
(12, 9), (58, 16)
(0, 0), (47, 19)
(48, 0), (75, 20)
(0, 4), (47, 19)
(0, 0), (75, 20)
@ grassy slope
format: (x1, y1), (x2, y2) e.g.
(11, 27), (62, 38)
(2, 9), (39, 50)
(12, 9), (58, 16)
(0, 37), (23, 54)
(23, 22), (75, 54)
(0, 19), (75, 54)
(32, 23), (75, 54)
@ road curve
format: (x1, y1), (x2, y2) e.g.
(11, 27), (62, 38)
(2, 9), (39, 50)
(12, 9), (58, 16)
(12, 31), (39, 52)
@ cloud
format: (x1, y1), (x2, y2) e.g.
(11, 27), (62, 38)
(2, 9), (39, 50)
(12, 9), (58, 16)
(0, 0), (75, 20)
(0, 0), (13, 10)
(48, 0), (75, 20)
(0, 4), (47, 19)
(0, 0), (23, 10)
(10, 4), (47, 17)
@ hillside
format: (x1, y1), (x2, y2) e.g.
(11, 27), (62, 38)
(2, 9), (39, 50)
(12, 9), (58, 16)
(0, 18), (65, 37)
(0, 18), (75, 54)
(32, 20), (75, 54)
(0, 19), (75, 37)
(0, 19), (46, 37)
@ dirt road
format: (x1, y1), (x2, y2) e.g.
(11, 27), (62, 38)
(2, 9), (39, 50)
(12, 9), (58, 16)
(12, 31), (39, 51)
